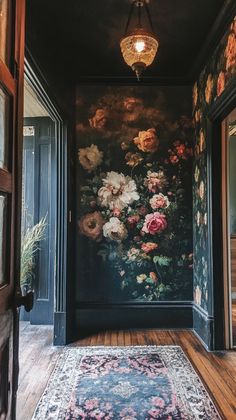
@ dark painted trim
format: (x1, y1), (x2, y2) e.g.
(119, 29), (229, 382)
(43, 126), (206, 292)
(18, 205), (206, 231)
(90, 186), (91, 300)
(54, 312), (66, 346)
(206, 118), (214, 317)
(192, 304), (214, 351)
(190, 0), (236, 80)
(75, 301), (193, 331)
(207, 79), (236, 350)
(24, 56), (70, 345)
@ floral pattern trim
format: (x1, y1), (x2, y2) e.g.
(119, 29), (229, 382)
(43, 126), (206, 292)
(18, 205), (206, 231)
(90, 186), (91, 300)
(193, 16), (236, 311)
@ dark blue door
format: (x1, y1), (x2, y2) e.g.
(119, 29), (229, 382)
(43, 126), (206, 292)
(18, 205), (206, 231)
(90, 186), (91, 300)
(22, 117), (56, 324)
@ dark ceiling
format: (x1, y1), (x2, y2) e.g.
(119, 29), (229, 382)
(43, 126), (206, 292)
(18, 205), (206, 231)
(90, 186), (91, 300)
(26, 0), (231, 83)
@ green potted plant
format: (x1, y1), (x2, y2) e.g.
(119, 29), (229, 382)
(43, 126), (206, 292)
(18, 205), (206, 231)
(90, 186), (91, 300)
(20, 216), (47, 295)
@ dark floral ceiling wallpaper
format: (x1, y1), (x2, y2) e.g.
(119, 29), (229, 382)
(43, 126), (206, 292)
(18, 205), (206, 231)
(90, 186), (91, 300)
(76, 86), (193, 303)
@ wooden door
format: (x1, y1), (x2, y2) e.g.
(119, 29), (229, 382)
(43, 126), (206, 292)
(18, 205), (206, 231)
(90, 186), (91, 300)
(0, 0), (25, 419)
(22, 117), (56, 324)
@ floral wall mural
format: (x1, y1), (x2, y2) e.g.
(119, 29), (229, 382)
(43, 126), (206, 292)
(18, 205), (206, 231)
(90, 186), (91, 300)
(76, 86), (193, 303)
(193, 17), (236, 313)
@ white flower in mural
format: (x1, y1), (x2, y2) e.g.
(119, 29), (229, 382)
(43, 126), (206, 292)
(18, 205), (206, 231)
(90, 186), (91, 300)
(98, 171), (139, 210)
(78, 144), (103, 172)
(136, 274), (147, 284)
(103, 217), (128, 242)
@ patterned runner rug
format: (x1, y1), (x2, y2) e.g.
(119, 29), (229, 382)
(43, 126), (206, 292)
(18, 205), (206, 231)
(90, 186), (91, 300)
(32, 346), (221, 419)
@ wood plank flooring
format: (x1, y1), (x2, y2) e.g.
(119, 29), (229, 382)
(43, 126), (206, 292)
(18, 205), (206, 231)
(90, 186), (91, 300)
(17, 322), (62, 420)
(233, 300), (236, 346)
(17, 322), (236, 420)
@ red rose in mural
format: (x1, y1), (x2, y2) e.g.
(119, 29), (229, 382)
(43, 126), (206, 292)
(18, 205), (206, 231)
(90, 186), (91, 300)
(170, 155), (179, 164)
(141, 242), (158, 253)
(142, 212), (167, 235)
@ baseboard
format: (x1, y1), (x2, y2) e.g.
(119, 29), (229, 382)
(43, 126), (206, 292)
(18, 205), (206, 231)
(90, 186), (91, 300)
(54, 311), (67, 345)
(192, 304), (215, 350)
(75, 301), (193, 330)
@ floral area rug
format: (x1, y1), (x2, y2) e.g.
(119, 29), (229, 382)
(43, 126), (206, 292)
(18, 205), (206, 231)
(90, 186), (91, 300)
(32, 346), (221, 419)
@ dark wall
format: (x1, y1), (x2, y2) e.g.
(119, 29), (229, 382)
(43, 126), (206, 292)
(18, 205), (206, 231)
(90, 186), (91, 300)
(75, 85), (193, 328)
(192, 17), (236, 348)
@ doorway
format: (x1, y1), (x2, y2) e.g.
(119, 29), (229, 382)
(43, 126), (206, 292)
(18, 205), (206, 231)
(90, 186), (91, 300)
(222, 108), (236, 349)
(20, 78), (56, 325)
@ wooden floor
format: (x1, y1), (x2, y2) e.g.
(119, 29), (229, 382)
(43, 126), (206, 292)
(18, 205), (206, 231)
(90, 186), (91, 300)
(233, 300), (236, 346)
(17, 322), (236, 420)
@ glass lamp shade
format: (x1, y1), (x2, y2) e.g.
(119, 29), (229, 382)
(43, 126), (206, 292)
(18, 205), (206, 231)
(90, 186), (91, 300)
(120, 28), (158, 79)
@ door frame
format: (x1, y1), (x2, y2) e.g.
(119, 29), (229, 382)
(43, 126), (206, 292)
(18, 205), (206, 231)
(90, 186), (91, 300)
(24, 58), (69, 345)
(208, 78), (236, 350)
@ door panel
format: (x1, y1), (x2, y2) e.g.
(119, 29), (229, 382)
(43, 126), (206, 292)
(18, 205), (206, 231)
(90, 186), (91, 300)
(0, 0), (12, 66)
(22, 117), (56, 324)
(0, 0), (25, 419)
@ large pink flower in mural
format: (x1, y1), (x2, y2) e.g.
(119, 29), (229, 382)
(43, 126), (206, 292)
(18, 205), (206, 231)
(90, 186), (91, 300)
(98, 171), (139, 210)
(142, 212), (167, 235)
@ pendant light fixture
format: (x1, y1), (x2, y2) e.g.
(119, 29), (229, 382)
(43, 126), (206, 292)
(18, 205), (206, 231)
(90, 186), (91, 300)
(120, 0), (159, 81)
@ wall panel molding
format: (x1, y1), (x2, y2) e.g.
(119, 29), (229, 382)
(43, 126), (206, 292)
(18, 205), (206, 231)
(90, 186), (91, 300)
(192, 304), (215, 351)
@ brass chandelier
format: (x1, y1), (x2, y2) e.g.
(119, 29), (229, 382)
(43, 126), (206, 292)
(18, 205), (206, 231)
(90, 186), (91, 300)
(120, 0), (159, 80)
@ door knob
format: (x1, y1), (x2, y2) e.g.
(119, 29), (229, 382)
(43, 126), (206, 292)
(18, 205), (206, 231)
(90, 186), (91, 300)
(16, 291), (34, 312)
